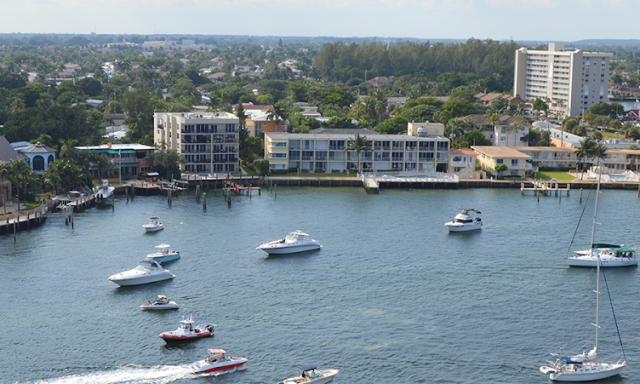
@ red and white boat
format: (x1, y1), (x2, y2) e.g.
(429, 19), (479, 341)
(159, 316), (215, 343)
(192, 348), (248, 374)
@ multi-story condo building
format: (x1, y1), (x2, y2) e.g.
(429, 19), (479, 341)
(154, 112), (239, 174)
(514, 43), (612, 117)
(264, 129), (450, 173)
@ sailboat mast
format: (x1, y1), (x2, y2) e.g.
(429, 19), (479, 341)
(591, 158), (603, 360)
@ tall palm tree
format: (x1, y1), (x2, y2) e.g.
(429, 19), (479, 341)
(59, 138), (79, 160)
(345, 134), (371, 175)
(0, 162), (9, 213)
(574, 137), (597, 180)
(512, 120), (522, 147)
(267, 104), (288, 132)
(7, 159), (33, 212)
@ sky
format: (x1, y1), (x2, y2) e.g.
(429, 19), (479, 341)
(0, 0), (633, 41)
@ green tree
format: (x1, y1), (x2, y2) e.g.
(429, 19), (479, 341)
(494, 164), (508, 178)
(345, 133), (371, 174)
(145, 149), (185, 180)
(574, 137), (597, 179)
(255, 159), (270, 176)
(59, 138), (78, 160)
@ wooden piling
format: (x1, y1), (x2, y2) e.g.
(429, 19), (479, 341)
(249, 184), (252, 199)
(13, 219), (17, 242)
(203, 192), (207, 210)
(274, 184), (277, 198)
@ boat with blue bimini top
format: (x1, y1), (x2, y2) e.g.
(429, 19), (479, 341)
(145, 244), (180, 263)
(279, 365), (339, 384)
(257, 231), (322, 255)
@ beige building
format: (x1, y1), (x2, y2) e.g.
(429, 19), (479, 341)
(407, 121), (445, 137)
(264, 130), (450, 173)
(472, 146), (532, 177)
(518, 146), (578, 169)
(514, 43), (612, 117)
(154, 112), (239, 174)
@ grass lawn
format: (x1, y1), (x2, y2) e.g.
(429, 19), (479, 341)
(536, 171), (576, 182)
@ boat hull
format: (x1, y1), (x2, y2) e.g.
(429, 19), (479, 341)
(146, 254), (180, 263)
(143, 225), (164, 232)
(109, 273), (174, 286)
(141, 302), (179, 310)
(160, 331), (213, 343)
(259, 243), (321, 255)
(445, 222), (482, 232)
(193, 358), (247, 374)
(546, 363), (625, 381)
(566, 256), (637, 267)
(282, 369), (339, 384)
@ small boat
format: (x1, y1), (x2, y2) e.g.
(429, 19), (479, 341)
(108, 260), (175, 286)
(56, 203), (67, 210)
(140, 295), (179, 310)
(143, 217), (164, 232)
(279, 365), (339, 384)
(567, 245), (637, 267)
(445, 208), (482, 232)
(95, 179), (115, 205)
(192, 348), (248, 374)
(159, 315), (215, 343)
(257, 231), (322, 255)
(146, 244), (180, 263)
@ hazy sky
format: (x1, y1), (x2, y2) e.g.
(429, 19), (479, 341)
(0, 0), (632, 41)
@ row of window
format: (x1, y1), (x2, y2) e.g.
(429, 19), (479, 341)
(180, 124), (237, 134)
(272, 141), (449, 151)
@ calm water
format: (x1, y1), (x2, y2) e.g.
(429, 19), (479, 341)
(2, 186), (640, 384)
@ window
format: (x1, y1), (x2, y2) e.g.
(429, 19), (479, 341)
(271, 153), (286, 158)
(273, 142), (287, 147)
(511, 159), (519, 166)
(496, 159), (504, 164)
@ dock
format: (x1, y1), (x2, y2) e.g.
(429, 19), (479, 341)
(363, 178), (379, 193)
(521, 180), (570, 197)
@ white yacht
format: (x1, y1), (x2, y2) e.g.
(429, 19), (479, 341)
(143, 217), (164, 232)
(445, 208), (482, 232)
(108, 260), (175, 286)
(140, 295), (179, 310)
(146, 244), (180, 263)
(568, 243), (637, 267)
(257, 231), (322, 255)
(280, 365), (339, 384)
(95, 179), (115, 205)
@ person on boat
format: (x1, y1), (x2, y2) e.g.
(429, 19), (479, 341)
(146, 301), (151, 306)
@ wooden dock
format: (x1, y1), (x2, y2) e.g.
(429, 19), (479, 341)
(363, 178), (379, 193)
(521, 180), (570, 197)
(223, 180), (261, 194)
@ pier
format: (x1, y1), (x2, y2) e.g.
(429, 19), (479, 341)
(521, 180), (570, 197)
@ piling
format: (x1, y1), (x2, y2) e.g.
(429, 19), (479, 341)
(196, 185), (201, 203)
(274, 184), (277, 198)
(71, 211), (74, 229)
(537, 190), (540, 202)
(112, 194), (115, 211)
(13, 220), (17, 242)
(168, 188), (172, 206)
(203, 192), (207, 210)
(227, 188), (231, 207)
(580, 189), (583, 203)
(249, 184), (252, 199)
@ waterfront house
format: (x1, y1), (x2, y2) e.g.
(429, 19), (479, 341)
(472, 146), (531, 177)
(11, 142), (56, 174)
(448, 149), (479, 178)
(246, 112), (288, 136)
(0, 136), (21, 207)
(461, 114), (531, 147)
(518, 146), (577, 169)
(264, 129), (449, 173)
(154, 112), (239, 174)
(76, 143), (154, 180)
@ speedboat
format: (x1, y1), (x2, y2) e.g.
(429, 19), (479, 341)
(146, 244), (180, 263)
(279, 365), (339, 384)
(95, 179), (115, 205)
(192, 348), (248, 374)
(567, 246), (638, 267)
(108, 260), (175, 286)
(140, 295), (179, 310)
(159, 315), (215, 343)
(257, 231), (322, 255)
(445, 208), (482, 232)
(143, 217), (164, 232)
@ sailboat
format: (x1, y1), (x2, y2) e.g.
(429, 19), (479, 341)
(540, 162), (627, 381)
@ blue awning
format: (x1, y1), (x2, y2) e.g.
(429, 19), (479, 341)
(299, 365), (316, 371)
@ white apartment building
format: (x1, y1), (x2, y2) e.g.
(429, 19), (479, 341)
(514, 43), (612, 117)
(264, 131), (450, 173)
(154, 112), (239, 174)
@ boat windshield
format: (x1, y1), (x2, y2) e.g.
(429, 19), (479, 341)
(136, 263), (158, 271)
(286, 232), (308, 241)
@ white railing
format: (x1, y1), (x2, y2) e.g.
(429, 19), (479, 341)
(362, 171), (459, 183)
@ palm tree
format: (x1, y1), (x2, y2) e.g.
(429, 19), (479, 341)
(574, 137), (597, 180)
(345, 133), (371, 175)
(512, 120), (522, 147)
(267, 104), (288, 132)
(6, 159), (33, 212)
(59, 138), (79, 160)
(0, 162), (10, 213)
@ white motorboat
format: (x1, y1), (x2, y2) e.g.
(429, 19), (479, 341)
(445, 208), (482, 232)
(192, 348), (247, 374)
(567, 246), (637, 267)
(541, 155), (627, 382)
(95, 179), (115, 205)
(108, 260), (175, 286)
(146, 244), (180, 263)
(159, 315), (215, 343)
(143, 217), (164, 232)
(140, 295), (179, 310)
(280, 365), (339, 384)
(257, 231), (322, 255)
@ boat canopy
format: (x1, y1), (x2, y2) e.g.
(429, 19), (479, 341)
(149, 217), (159, 220)
(155, 244), (171, 248)
(158, 295), (167, 299)
(592, 243), (621, 249)
(561, 358), (583, 365)
(208, 348), (226, 354)
(613, 248), (635, 254)
(299, 365), (317, 371)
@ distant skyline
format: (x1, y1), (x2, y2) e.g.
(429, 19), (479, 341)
(1, 1), (634, 41)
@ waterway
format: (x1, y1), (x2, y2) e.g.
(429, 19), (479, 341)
(2, 186), (640, 384)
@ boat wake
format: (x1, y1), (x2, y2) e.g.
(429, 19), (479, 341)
(27, 364), (196, 384)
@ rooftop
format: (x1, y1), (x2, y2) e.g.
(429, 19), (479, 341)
(76, 144), (154, 151)
(472, 146), (532, 159)
(266, 132), (447, 141)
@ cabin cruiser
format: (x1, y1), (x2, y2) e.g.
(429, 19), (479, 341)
(143, 217), (164, 232)
(279, 365), (339, 384)
(146, 244), (180, 263)
(95, 179), (115, 205)
(567, 245), (638, 267)
(108, 260), (175, 286)
(257, 231), (322, 255)
(159, 315), (215, 343)
(445, 208), (482, 232)
(192, 348), (247, 374)
(140, 295), (179, 310)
